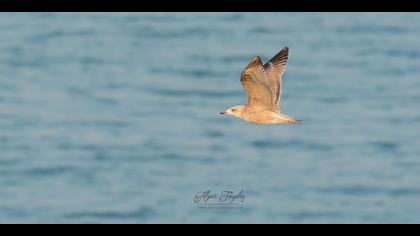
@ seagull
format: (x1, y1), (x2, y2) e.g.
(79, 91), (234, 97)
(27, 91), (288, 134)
(220, 47), (303, 125)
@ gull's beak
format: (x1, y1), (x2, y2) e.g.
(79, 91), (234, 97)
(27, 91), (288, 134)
(220, 111), (225, 115)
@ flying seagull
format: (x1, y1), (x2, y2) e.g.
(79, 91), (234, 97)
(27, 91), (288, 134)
(220, 47), (302, 125)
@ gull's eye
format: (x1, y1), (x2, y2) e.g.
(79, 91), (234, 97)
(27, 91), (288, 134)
(231, 109), (236, 112)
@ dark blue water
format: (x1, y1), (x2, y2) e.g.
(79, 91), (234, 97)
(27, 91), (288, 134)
(0, 13), (420, 223)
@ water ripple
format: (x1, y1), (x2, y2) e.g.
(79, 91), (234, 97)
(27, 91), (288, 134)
(251, 139), (332, 152)
(65, 207), (157, 221)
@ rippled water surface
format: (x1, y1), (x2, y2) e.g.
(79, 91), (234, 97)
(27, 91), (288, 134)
(1, 13), (420, 223)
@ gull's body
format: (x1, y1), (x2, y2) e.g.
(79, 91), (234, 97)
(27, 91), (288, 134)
(221, 47), (302, 125)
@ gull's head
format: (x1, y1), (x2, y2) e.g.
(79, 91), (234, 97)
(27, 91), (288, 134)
(220, 105), (246, 118)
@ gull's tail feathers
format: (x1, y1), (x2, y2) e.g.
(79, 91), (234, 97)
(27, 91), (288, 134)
(292, 119), (304, 124)
(286, 118), (304, 124)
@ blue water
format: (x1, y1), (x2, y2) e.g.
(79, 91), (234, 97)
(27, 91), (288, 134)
(0, 13), (420, 223)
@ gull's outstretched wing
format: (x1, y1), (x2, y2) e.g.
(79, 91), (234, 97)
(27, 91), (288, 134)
(263, 47), (289, 111)
(240, 56), (276, 112)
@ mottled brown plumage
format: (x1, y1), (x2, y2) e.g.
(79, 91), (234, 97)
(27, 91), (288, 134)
(221, 47), (302, 125)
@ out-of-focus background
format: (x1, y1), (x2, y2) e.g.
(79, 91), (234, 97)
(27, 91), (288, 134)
(0, 13), (419, 223)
